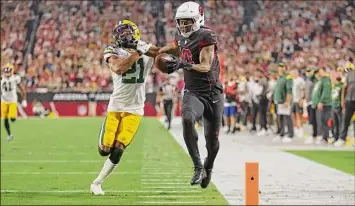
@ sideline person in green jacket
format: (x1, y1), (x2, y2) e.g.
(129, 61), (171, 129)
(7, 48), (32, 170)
(272, 62), (294, 143)
(310, 67), (332, 144)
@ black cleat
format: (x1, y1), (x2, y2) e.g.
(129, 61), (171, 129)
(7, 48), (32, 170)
(200, 168), (212, 189)
(190, 167), (205, 185)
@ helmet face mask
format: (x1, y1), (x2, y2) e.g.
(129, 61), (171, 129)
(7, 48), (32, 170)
(177, 18), (195, 37)
(112, 20), (140, 47)
(3, 63), (14, 77)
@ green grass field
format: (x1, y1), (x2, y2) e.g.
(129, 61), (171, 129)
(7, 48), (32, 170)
(1, 118), (227, 205)
(287, 150), (355, 175)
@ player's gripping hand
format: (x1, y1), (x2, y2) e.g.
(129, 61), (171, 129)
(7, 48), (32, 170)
(165, 56), (192, 74)
(21, 100), (27, 108)
(121, 39), (151, 55)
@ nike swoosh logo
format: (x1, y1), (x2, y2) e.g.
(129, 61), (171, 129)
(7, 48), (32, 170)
(212, 100), (219, 103)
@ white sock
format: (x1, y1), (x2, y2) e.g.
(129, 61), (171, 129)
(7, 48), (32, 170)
(93, 158), (117, 184)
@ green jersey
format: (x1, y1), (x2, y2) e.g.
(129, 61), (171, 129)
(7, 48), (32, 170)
(273, 74), (292, 104)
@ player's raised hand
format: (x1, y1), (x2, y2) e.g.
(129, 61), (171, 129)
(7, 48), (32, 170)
(21, 100), (27, 108)
(157, 42), (179, 54)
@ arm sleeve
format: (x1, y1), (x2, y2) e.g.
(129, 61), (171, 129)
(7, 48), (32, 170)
(103, 45), (131, 64)
(199, 29), (218, 50)
(286, 77), (293, 94)
(15, 75), (21, 84)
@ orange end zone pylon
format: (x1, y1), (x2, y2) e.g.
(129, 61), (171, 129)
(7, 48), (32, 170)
(245, 162), (259, 205)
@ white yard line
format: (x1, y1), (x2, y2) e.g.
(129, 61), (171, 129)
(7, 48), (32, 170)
(140, 201), (205, 204)
(141, 186), (194, 189)
(1, 189), (202, 194)
(1, 160), (102, 163)
(141, 182), (187, 185)
(141, 175), (191, 178)
(139, 195), (201, 198)
(141, 179), (187, 182)
(1, 171), (190, 175)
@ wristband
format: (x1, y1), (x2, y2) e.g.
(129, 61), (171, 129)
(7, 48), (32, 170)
(136, 40), (151, 54)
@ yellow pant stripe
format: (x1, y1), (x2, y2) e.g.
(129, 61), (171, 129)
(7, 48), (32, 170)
(98, 117), (107, 146)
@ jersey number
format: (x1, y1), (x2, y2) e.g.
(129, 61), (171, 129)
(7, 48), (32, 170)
(2, 82), (12, 92)
(122, 58), (145, 84)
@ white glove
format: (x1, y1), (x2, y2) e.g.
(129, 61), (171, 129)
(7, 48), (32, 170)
(21, 100), (27, 108)
(136, 40), (151, 54)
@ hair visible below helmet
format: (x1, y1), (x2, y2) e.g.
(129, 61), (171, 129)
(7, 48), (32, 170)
(3, 63), (14, 75)
(112, 20), (141, 46)
(175, 1), (205, 38)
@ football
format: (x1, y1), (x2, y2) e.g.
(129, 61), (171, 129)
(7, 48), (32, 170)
(155, 53), (174, 73)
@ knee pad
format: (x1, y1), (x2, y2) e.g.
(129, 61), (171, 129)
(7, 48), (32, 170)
(182, 110), (196, 125)
(98, 146), (111, 156)
(109, 147), (124, 164)
(10, 118), (16, 122)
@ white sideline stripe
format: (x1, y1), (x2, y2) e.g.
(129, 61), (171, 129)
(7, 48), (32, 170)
(142, 175), (190, 178)
(1, 190), (201, 194)
(139, 195), (200, 198)
(142, 186), (194, 189)
(1, 160), (102, 163)
(141, 182), (187, 185)
(1, 172), (189, 175)
(140, 201), (205, 204)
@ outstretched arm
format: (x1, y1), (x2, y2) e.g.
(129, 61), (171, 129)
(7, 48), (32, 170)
(144, 42), (179, 58)
(107, 50), (140, 74)
(18, 82), (26, 101)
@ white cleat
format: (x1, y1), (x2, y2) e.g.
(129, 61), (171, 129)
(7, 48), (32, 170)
(334, 139), (345, 147)
(90, 182), (105, 195)
(272, 136), (282, 142)
(304, 137), (314, 144)
(296, 128), (304, 138)
(282, 137), (293, 143)
(7, 134), (13, 141)
(257, 129), (266, 137)
(315, 136), (323, 145)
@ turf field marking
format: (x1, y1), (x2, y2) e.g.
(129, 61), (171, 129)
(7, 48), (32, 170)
(141, 175), (191, 178)
(1, 190), (202, 194)
(139, 195), (200, 198)
(1, 160), (102, 163)
(141, 179), (187, 182)
(142, 186), (195, 189)
(139, 201), (205, 204)
(141, 182), (187, 185)
(1, 172), (190, 175)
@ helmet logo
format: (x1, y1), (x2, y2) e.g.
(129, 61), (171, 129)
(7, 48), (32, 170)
(198, 6), (203, 16)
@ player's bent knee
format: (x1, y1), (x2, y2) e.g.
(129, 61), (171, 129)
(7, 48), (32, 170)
(10, 118), (16, 122)
(109, 146), (124, 164)
(182, 110), (196, 125)
(98, 146), (111, 156)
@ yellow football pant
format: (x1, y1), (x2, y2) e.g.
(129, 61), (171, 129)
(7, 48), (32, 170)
(1, 102), (17, 119)
(98, 112), (142, 147)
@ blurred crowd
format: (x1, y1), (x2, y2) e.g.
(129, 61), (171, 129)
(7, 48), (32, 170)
(1, 0), (354, 93)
